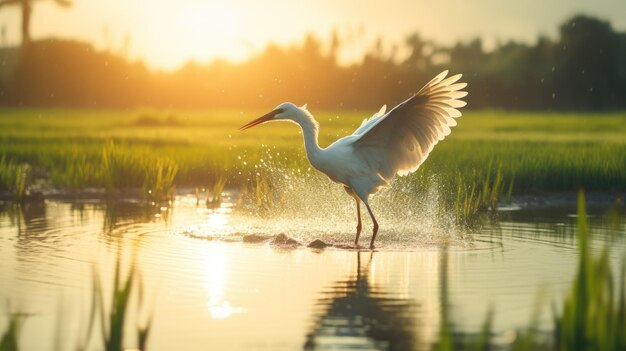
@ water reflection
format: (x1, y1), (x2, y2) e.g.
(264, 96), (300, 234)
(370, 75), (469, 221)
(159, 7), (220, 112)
(1, 196), (625, 350)
(304, 251), (418, 350)
(16, 201), (47, 237)
(200, 243), (244, 319)
(102, 200), (168, 234)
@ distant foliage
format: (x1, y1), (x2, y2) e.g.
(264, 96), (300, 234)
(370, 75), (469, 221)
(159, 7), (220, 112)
(0, 15), (624, 110)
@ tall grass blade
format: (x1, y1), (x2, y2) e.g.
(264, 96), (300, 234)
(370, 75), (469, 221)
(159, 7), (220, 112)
(0, 312), (24, 351)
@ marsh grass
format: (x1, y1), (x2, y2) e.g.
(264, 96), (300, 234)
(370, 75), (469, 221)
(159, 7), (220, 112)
(95, 261), (146, 351)
(206, 174), (227, 206)
(100, 141), (147, 192)
(250, 173), (275, 215)
(1, 251), (153, 351)
(436, 190), (626, 350)
(193, 174), (227, 206)
(0, 311), (24, 351)
(0, 153), (31, 202)
(553, 191), (626, 351)
(101, 141), (180, 201)
(48, 147), (98, 190)
(44, 141), (179, 201)
(142, 157), (178, 203)
(87, 254), (153, 351)
(452, 162), (511, 225)
(0, 108), (624, 197)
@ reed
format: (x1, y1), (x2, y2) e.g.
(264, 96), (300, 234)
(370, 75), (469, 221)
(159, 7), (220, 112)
(100, 141), (146, 192)
(451, 162), (510, 225)
(0, 253), (153, 351)
(0, 311), (24, 351)
(142, 156), (178, 203)
(0, 153), (31, 202)
(552, 191), (626, 351)
(91, 252), (153, 351)
(0, 108), (624, 197)
(434, 190), (626, 350)
(207, 174), (227, 205)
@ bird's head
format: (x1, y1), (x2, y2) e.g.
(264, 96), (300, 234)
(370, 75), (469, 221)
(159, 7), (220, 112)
(239, 102), (310, 131)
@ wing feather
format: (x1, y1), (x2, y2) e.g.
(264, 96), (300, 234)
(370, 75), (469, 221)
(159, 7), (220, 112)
(353, 104), (387, 135)
(351, 71), (468, 178)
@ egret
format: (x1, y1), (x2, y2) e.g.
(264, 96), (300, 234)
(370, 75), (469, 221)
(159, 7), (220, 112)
(239, 71), (467, 249)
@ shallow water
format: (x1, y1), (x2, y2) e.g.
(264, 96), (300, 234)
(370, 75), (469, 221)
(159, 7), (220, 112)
(0, 193), (624, 350)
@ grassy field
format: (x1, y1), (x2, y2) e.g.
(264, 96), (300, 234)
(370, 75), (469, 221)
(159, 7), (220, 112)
(1, 108), (625, 208)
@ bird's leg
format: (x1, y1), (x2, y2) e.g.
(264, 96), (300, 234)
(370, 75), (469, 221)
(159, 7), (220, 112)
(365, 204), (379, 249)
(354, 199), (362, 246)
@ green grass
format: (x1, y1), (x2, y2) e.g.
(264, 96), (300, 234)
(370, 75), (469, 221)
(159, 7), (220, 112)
(0, 311), (24, 351)
(0, 153), (30, 202)
(553, 191), (626, 351)
(0, 108), (625, 204)
(94, 253), (153, 351)
(435, 190), (626, 350)
(1, 250), (153, 351)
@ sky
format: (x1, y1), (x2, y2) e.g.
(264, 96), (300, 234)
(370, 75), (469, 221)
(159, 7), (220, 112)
(0, 0), (625, 71)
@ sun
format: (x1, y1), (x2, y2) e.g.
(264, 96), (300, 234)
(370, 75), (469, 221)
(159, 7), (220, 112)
(181, 5), (238, 40)
(174, 4), (245, 64)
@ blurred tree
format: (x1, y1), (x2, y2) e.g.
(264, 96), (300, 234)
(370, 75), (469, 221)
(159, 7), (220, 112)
(328, 28), (340, 63)
(0, 13), (624, 110)
(449, 38), (485, 67)
(0, 0), (72, 46)
(404, 33), (433, 71)
(555, 15), (621, 109)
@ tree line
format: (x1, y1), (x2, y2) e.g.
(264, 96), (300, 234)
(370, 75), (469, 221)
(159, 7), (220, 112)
(0, 14), (625, 110)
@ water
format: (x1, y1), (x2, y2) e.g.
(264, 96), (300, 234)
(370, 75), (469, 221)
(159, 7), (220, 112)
(0, 193), (624, 350)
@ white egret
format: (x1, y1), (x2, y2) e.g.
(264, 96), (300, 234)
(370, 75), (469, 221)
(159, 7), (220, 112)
(239, 71), (467, 249)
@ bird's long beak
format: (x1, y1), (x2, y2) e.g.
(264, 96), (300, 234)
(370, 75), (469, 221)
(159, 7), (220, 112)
(239, 109), (283, 131)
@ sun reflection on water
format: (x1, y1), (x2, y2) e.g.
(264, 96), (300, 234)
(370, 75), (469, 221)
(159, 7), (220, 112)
(200, 242), (244, 319)
(175, 195), (239, 237)
(205, 210), (230, 232)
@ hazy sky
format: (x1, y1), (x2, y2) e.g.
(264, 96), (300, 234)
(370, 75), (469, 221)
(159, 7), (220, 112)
(1, 0), (625, 70)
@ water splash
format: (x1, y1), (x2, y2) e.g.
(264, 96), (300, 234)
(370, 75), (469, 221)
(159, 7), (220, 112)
(189, 146), (472, 249)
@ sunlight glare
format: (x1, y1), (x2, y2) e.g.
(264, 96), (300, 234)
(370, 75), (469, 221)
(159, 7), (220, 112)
(175, 4), (246, 64)
(201, 244), (244, 319)
(205, 210), (230, 231)
(181, 5), (237, 38)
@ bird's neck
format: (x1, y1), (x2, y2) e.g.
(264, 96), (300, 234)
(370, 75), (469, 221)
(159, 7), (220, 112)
(297, 116), (322, 164)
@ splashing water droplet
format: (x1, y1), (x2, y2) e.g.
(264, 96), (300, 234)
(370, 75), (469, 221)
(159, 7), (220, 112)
(234, 149), (467, 249)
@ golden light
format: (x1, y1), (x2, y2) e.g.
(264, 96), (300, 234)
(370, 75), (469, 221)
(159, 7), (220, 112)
(174, 4), (245, 63)
(205, 210), (230, 231)
(201, 244), (244, 319)
(180, 5), (238, 38)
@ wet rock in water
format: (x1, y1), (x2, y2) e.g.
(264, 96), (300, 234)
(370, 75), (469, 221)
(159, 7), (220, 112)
(184, 232), (214, 241)
(307, 239), (329, 249)
(270, 233), (301, 248)
(333, 243), (366, 250)
(243, 234), (271, 243)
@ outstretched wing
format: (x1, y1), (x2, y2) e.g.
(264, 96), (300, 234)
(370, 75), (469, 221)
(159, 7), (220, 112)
(352, 105), (387, 136)
(352, 70), (467, 178)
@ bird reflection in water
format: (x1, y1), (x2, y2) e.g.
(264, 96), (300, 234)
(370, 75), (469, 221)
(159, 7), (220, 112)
(304, 251), (417, 351)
